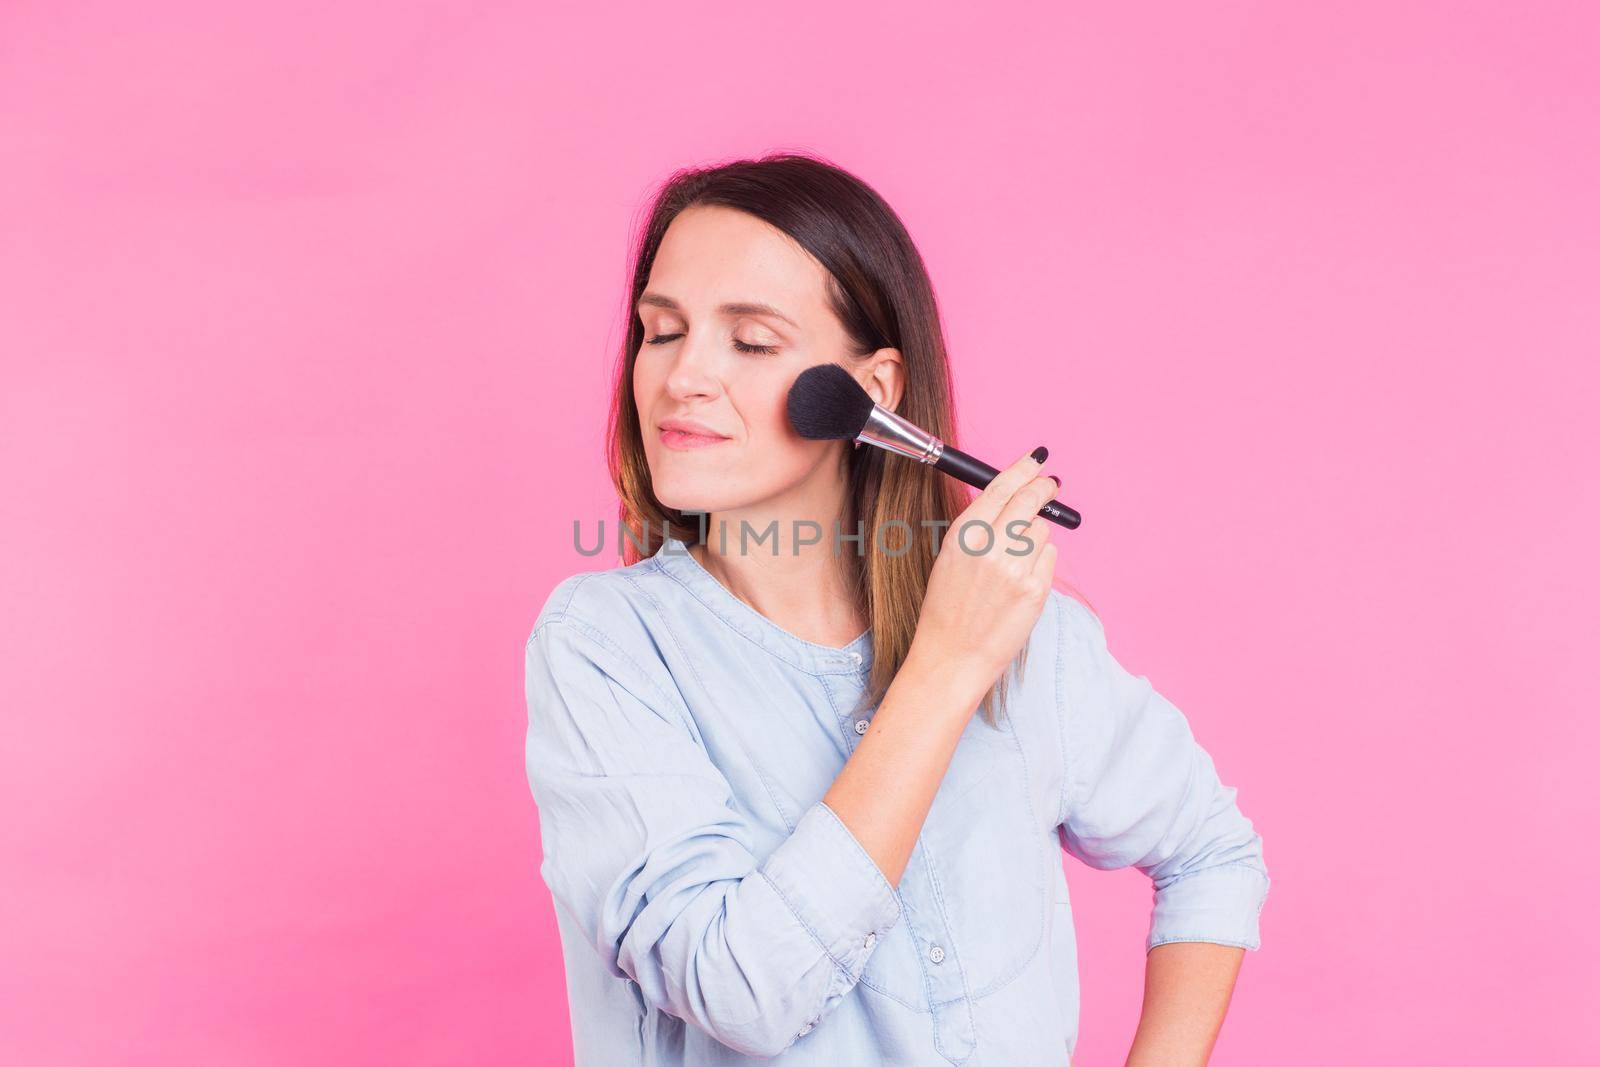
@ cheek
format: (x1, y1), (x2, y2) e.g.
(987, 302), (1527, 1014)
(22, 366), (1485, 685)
(631, 356), (658, 411)
(728, 375), (803, 457)
(734, 384), (830, 482)
(741, 378), (790, 438)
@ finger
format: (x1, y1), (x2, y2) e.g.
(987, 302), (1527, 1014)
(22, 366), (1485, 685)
(997, 508), (1050, 560)
(1030, 538), (1059, 584)
(1021, 512), (1052, 566)
(995, 472), (1062, 544)
(992, 510), (1051, 572)
(961, 446), (1048, 529)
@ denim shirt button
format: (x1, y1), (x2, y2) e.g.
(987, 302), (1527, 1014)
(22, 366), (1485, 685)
(853, 718), (870, 735)
(928, 944), (946, 964)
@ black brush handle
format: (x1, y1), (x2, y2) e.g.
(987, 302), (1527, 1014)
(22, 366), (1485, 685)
(933, 445), (1082, 530)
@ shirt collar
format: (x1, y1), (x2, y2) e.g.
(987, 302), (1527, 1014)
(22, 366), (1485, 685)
(650, 535), (874, 677)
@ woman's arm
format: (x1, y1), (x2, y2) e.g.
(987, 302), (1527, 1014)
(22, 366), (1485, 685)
(1124, 942), (1245, 1067)
(1052, 594), (1269, 1062)
(826, 448), (1063, 887)
(821, 638), (1002, 886)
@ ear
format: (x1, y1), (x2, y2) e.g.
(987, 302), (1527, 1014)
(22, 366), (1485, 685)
(859, 348), (905, 412)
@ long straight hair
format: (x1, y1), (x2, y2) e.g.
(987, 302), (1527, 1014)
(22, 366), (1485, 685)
(606, 151), (1089, 728)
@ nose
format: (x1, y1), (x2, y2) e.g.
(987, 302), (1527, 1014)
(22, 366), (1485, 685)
(661, 330), (723, 403)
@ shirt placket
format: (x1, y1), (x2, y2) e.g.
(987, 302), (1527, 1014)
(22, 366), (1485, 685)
(829, 660), (978, 1065)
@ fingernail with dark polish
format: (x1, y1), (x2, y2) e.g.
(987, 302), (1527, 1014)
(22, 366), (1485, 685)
(1049, 474), (1061, 488)
(1030, 445), (1048, 463)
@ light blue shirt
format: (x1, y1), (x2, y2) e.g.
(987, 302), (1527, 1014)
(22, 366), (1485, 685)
(523, 535), (1269, 1064)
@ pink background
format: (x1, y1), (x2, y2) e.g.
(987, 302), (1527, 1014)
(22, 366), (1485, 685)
(3, 3), (1595, 1064)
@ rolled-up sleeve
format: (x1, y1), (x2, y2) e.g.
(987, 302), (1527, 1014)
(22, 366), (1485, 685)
(1053, 595), (1270, 953)
(524, 614), (903, 1057)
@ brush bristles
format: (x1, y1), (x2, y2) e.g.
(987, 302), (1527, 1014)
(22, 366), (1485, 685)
(786, 363), (876, 441)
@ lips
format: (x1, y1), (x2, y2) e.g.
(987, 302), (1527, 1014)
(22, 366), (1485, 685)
(658, 418), (731, 450)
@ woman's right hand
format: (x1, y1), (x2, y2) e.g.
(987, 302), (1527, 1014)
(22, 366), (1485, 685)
(908, 446), (1061, 699)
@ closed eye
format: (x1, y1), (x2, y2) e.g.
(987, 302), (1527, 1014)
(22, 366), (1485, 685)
(643, 333), (778, 356)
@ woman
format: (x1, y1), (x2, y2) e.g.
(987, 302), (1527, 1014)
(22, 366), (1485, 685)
(523, 153), (1269, 1065)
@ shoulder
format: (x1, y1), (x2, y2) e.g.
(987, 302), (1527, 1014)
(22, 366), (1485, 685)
(1044, 585), (1107, 656)
(1037, 586), (1124, 710)
(1003, 587), (1106, 723)
(524, 558), (683, 701)
(527, 555), (669, 644)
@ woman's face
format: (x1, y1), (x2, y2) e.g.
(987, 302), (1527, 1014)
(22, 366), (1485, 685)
(633, 204), (900, 519)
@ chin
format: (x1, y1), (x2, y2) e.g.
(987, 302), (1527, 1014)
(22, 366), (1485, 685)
(651, 475), (719, 513)
(652, 477), (760, 516)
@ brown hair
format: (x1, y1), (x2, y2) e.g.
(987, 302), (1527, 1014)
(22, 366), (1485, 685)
(606, 151), (1090, 728)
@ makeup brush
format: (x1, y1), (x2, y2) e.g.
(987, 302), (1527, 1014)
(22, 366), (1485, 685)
(786, 362), (1082, 530)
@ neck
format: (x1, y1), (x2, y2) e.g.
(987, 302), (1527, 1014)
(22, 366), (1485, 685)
(687, 483), (867, 651)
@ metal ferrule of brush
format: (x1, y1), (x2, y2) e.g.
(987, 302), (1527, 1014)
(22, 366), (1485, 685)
(856, 405), (945, 464)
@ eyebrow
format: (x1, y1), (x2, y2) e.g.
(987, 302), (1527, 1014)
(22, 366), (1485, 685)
(636, 292), (798, 329)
